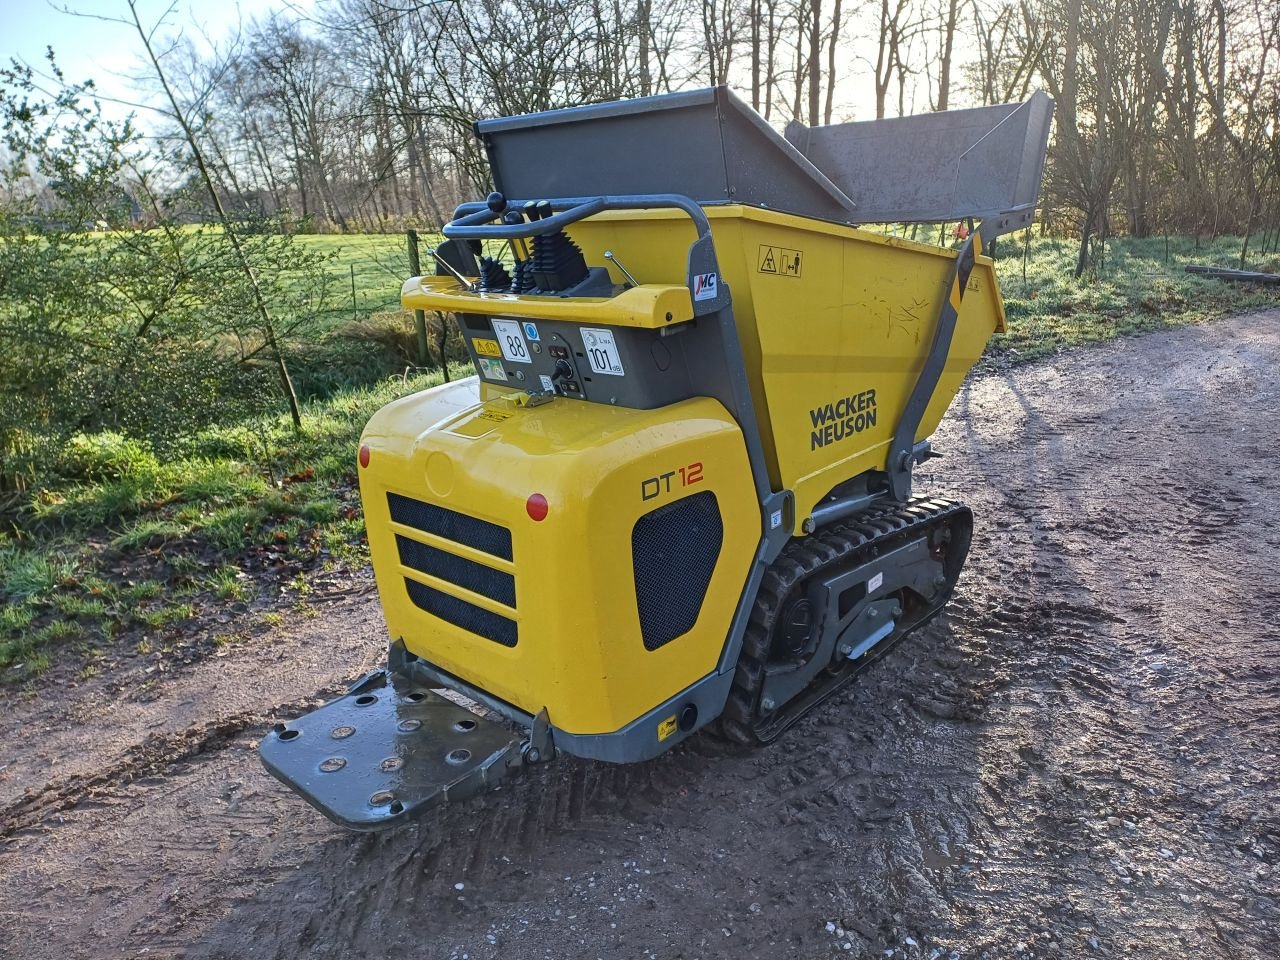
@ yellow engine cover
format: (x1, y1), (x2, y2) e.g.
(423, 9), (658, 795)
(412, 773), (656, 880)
(359, 379), (758, 736)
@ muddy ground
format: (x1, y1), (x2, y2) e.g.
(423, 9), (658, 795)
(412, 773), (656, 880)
(2, 312), (1278, 960)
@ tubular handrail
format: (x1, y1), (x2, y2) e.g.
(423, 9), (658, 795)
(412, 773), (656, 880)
(441, 193), (727, 317)
(444, 194), (713, 242)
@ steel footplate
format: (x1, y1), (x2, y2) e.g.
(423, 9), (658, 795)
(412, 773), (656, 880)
(260, 670), (523, 831)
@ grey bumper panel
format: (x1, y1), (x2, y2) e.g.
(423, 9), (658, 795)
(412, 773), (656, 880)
(259, 670), (522, 831)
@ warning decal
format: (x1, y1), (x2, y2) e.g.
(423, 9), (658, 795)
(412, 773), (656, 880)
(657, 715), (678, 741)
(758, 244), (803, 277)
(477, 357), (507, 381)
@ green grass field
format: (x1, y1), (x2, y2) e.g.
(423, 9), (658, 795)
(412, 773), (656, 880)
(988, 232), (1278, 363)
(1, 230), (1276, 681)
(293, 233), (420, 325)
(291, 227), (1280, 348)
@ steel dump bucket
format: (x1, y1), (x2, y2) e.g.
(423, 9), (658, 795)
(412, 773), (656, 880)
(785, 92), (1054, 225)
(476, 86), (1052, 233)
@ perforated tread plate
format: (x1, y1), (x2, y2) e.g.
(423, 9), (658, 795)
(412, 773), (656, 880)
(259, 671), (521, 831)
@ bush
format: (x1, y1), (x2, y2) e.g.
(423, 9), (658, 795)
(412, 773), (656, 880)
(54, 433), (161, 483)
(0, 64), (336, 491)
(287, 311), (462, 399)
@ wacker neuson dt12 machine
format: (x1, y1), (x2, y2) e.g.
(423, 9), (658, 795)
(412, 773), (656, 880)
(261, 87), (1054, 829)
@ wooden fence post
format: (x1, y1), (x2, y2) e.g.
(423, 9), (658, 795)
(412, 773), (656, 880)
(406, 229), (429, 368)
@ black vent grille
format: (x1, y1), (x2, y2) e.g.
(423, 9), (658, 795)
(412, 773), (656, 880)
(631, 491), (723, 651)
(388, 492), (512, 561)
(388, 492), (516, 646)
(403, 578), (517, 647)
(396, 535), (516, 607)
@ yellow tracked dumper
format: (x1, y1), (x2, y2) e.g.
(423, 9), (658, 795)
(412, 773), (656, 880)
(261, 87), (1053, 829)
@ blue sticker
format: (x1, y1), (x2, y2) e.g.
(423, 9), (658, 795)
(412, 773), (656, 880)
(523, 322), (540, 341)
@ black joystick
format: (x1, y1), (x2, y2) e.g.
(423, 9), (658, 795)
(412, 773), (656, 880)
(530, 226), (588, 291)
(510, 259), (536, 293)
(551, 358), (574, 383)
(486, 191), (507, 214)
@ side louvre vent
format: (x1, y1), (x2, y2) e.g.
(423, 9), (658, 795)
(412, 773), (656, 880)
(403, 579), (517, 647)
(395, 535), (516, 608)
(387, 492), (512, 561)
(388, 492), (517, 647)
(631, 491), (723, 651)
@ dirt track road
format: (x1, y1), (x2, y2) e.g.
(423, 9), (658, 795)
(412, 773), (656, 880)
(2, 312), (1279, 960)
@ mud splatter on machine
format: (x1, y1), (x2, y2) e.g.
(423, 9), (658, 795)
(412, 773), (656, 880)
(261, 87), (1053, 829)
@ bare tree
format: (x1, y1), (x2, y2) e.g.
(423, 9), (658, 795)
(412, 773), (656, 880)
(105, 0), (1278, 251)
(247, 14), (350, 230)
(122, 0), (305, 425)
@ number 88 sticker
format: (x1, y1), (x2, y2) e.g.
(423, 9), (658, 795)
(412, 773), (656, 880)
(580, 328), (625, 376)
(491, 319), (532, 363)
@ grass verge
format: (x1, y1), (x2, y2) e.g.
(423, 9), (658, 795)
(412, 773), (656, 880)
(985, 233), (1278, 366)
(0, 363), (469, 682)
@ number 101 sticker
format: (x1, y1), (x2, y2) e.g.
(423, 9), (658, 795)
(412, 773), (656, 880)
(580, 327), (625, 376)
(491, 318), (531, 363)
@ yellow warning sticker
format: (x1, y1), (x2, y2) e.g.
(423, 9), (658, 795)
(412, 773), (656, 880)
(758, 244), (803, 277)
(448, 405), (513, 438)
(473, 338), (502, 357)
(657, 715), (678, 742)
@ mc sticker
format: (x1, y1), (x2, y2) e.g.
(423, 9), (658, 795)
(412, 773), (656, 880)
(693, 272), (718, 301)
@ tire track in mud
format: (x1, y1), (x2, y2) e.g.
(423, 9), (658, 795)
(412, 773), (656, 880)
(0, 685), (349, 840)
(0, 712), (260, 840)
(216, 585), (1175, 959)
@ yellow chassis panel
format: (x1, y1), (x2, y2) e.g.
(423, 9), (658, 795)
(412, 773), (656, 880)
(402, 276), (695, 329)
(359, 380), (758, 736)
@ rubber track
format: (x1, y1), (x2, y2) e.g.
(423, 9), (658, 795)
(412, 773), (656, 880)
(719, 496), (971, 745)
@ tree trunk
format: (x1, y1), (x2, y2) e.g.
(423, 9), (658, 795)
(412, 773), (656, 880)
(751, 0), (761, 110)
(808, 0), (822, 125)
(874, 0), (890, 119)
(937, 0), (959, 110)
(639, 0), (652, 96)
(824, 0), (842, 123)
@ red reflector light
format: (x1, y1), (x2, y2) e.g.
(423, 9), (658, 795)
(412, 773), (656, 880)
(358, 444), (371, 468)
(526, 493), (549, 521)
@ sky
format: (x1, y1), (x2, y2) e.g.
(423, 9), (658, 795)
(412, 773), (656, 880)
(1, 0), (312, 122)
(1, 0), (964, 129)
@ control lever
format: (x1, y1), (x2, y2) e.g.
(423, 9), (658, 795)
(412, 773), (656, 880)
(603, 250), (640, 288)
(429, 248), (478, 292)
(503, 209), (530, 261)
